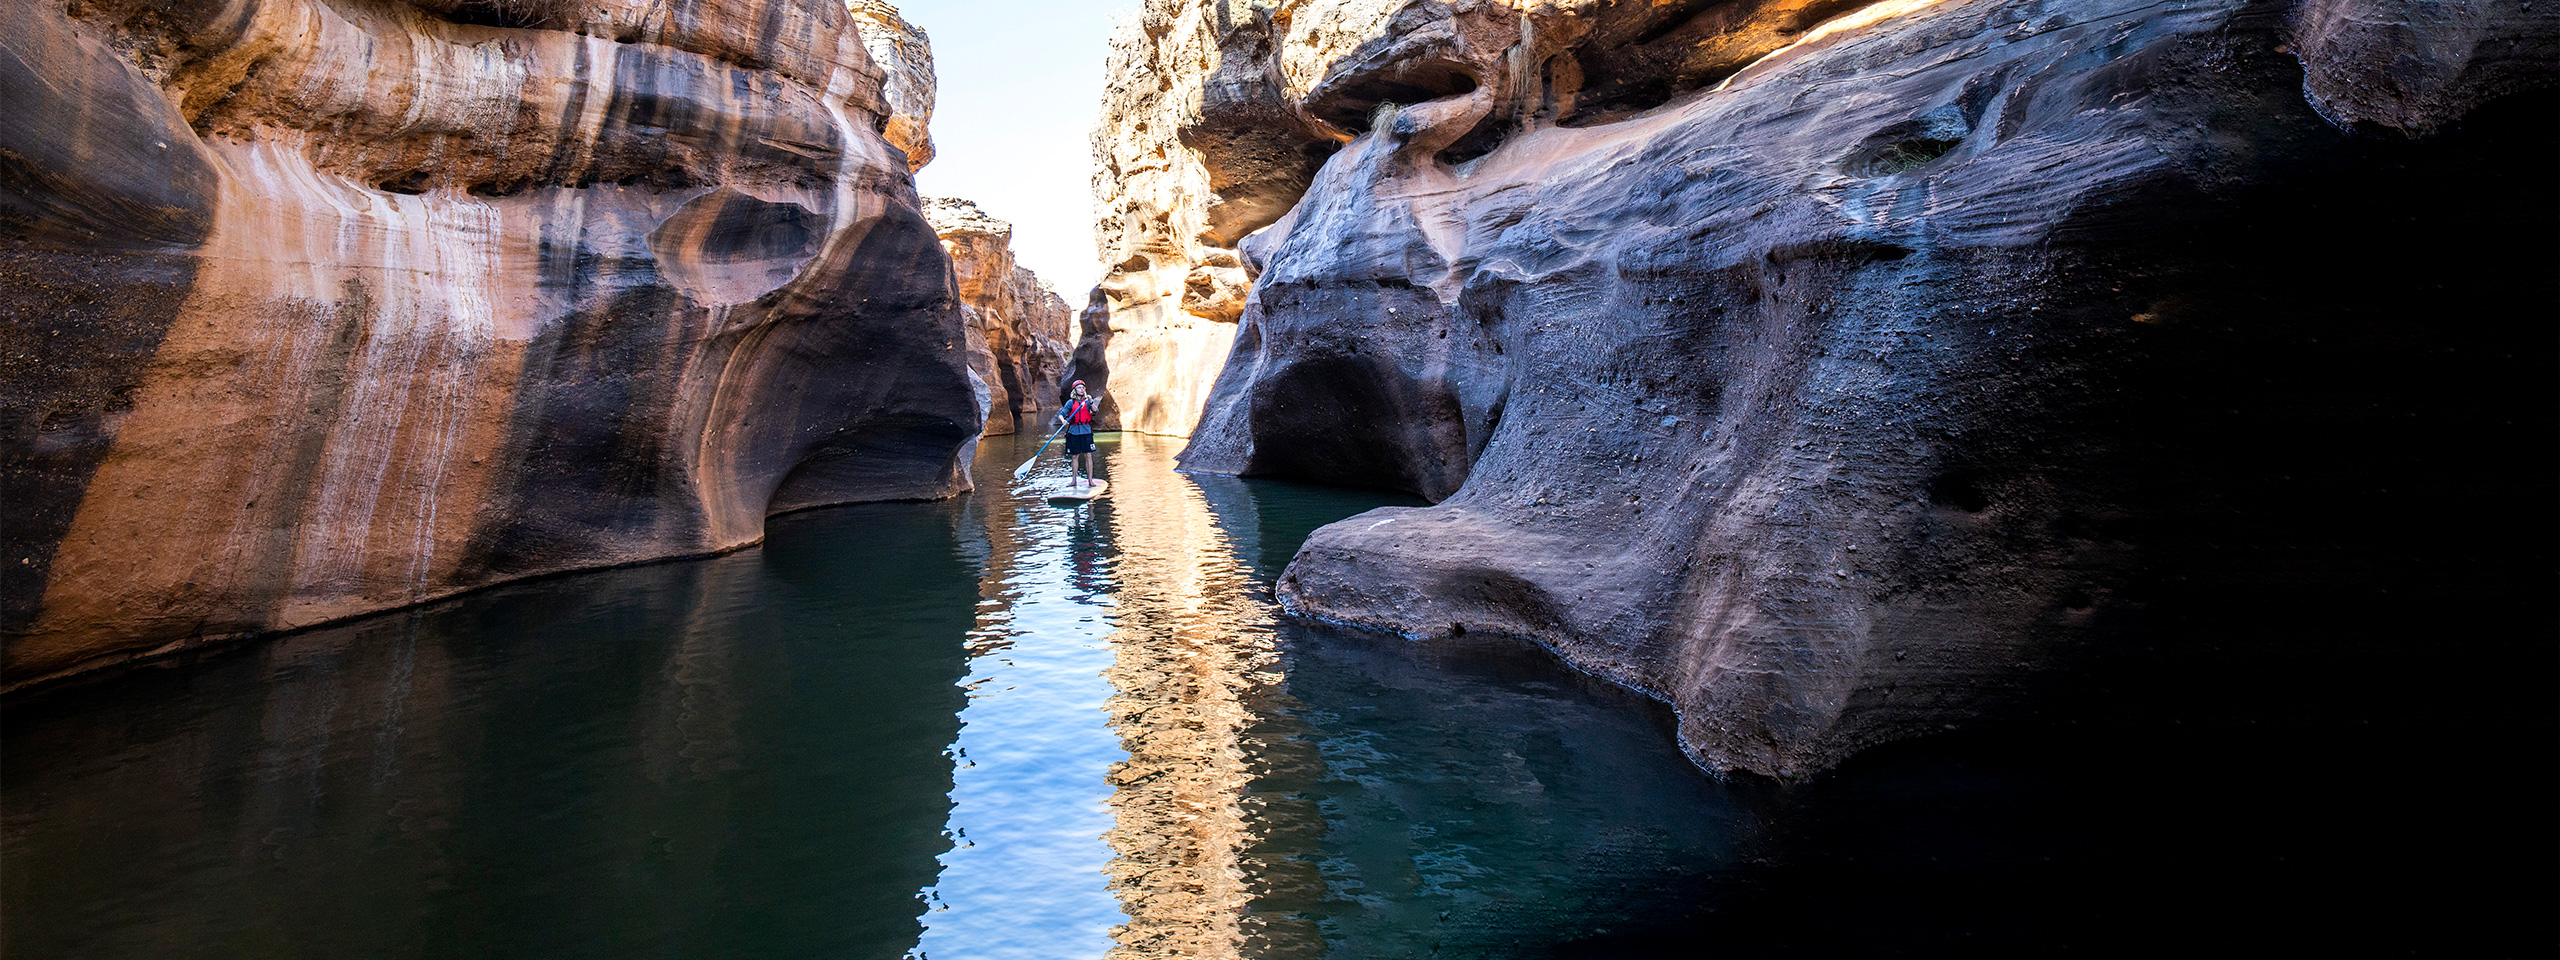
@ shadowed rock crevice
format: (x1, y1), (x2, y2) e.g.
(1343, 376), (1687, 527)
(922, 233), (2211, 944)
(1841, 112), (1973, 176)
(649, 190), (828, 306)
(1558, 0), (1879, 123)
(1240, 352), (1473, 500)
(1304, 58), (1482, 133)
(411, 0), (582, 30)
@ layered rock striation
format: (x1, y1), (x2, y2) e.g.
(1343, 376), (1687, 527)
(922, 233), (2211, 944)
(927, 198), (1074, 436)
(1106, 0), (2558, 777)
(1, 0), (978, 688)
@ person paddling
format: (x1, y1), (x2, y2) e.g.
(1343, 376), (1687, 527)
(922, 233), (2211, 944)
(1054, 380), (1100, 489)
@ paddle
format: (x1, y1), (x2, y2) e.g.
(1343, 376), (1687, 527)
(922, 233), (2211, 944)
(1012, 421), (1066, 480)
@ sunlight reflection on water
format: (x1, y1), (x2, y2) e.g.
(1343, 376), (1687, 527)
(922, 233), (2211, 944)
(914, 438), (1128, 960)
(2, 429), (1752, 960)
(927, 432), (1756, 960)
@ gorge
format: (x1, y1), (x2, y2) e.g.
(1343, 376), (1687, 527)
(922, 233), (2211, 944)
(3, 0), (2553, 956)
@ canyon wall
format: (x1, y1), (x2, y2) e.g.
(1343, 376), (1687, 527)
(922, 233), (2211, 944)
(1082, 0), (1331, 436)
(848, 0), (938, 171)
(1103, 0), (2558, 778)
(0, 0), (979, 688)
(928, 198), (1075, 436)
(1083, 0), (1927, 436)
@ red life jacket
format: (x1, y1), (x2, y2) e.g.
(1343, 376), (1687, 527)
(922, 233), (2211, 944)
(1069, 398), (1094, 425)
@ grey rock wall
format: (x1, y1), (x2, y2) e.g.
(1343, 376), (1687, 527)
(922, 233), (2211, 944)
(1157, 0), (2557, 778)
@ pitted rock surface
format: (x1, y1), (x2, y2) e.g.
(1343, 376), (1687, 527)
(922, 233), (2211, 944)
(0, 0), (976, 687)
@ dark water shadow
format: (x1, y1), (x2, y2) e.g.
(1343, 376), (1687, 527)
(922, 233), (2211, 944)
(2, 503), (975, 960)
(1188, 469), (1765, 959)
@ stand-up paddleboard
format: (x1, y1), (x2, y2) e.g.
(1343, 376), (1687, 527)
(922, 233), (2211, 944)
(1046, 478), (1109, 503)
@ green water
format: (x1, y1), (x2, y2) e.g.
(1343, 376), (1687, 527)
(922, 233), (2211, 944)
(2, 431), (1753, 959)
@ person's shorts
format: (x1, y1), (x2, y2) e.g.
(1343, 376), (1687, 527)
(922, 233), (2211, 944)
(1065, 430), (1095, 455)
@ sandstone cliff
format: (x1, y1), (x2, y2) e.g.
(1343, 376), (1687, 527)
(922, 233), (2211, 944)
(927, 198), (1075, 436)
(1102, 0), (2557, 777)
(1083, 0), (1323, 436)
(848, 0), (938, 171)
(0, 0), (978, 688)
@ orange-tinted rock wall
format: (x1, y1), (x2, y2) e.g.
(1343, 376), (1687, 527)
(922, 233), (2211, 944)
(848, 0), (938, 170)
(0, 0), (977, 687)
(927, 199), (1073, 436)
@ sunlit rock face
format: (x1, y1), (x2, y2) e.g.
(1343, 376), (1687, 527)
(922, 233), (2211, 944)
(1084, 0), (1913, 436)
(1093, 438), (1272, 960)
(1085, 2), (1306, 436)
(927, 198), (1074, 436)
(1132, 0), (2557, 778)
(0, 0), (978, 687)
(848, 0), (938, 171)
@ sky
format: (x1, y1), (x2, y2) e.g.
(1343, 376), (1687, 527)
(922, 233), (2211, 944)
(897, 0), (1132, 298)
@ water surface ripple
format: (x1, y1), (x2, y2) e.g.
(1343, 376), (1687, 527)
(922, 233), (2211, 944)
(4, 430), (1754, 959)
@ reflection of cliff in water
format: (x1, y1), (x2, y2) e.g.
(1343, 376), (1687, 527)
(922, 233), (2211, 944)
(1097, 434), (1759, 958)
(1098, 434), (1308, 959)
(1, 506), (974, 959)
(9, 427), (1764, 960)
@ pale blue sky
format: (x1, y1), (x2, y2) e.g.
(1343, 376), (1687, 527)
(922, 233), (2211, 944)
(899, 1), (1131, 297)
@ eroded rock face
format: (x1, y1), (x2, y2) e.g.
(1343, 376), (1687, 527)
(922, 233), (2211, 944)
(2289, 0), (2560, 133)
(0, 0), (978, 687)
(927, 198), (1074, 435)
(1140, 0), (2557, 777)
(848, 0), (938, 170)
(1086, 2), (1304, 435)
(1085, 0), (1948, 437)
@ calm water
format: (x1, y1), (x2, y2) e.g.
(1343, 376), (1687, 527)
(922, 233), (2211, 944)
(3, 430), (1753, 959)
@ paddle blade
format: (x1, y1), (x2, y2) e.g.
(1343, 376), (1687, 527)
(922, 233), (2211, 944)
(1012, 425), (1061, 479)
